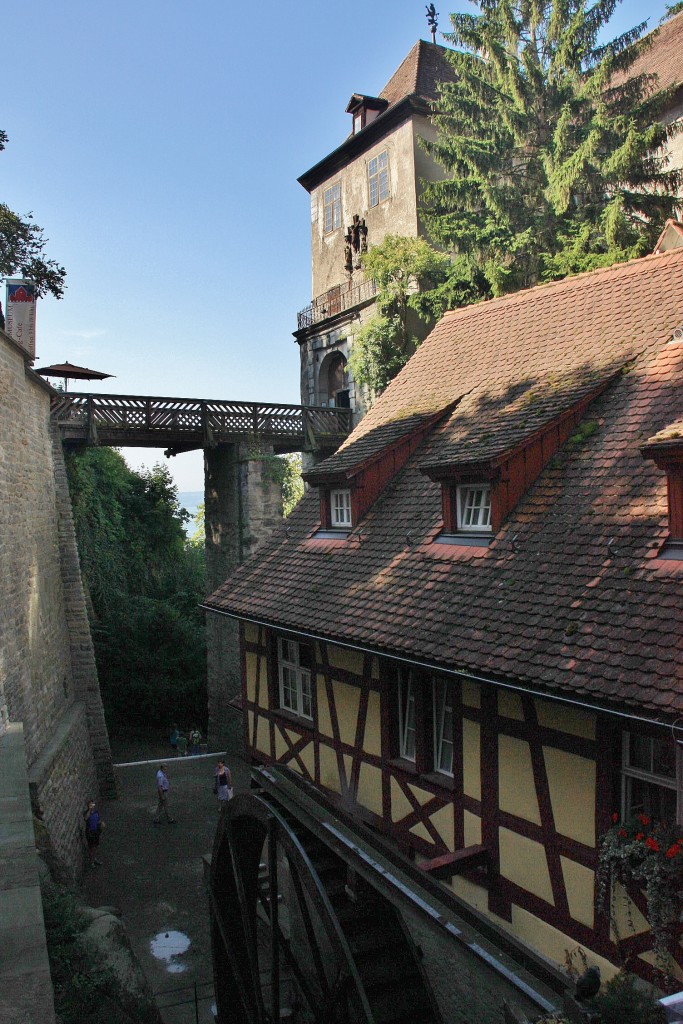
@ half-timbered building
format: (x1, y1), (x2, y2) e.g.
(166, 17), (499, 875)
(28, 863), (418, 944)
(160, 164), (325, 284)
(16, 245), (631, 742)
(204, 238), (683, 988)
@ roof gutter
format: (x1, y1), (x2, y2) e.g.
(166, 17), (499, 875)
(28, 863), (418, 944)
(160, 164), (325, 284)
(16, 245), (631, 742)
(200, 605), (683, 738)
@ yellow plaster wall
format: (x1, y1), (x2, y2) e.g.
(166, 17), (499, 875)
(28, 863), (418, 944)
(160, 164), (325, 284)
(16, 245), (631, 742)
(319, 743), (342, 795)
(298, 742), (315, 779)
(252, 712), (270, 756)
(498, 691), (524, 721)
(410, 821), (435, 844)
(463, 718), (481, 800)
(408, 784), (434, 807)
(510, 906), (620, 982)
(357, 762), (384, 818)
(498, 735), (541, 824)
(450, 874), (488, 913)
(464, 810), (482, 847)
(428, 802), (454, 848)
(391, 777), (415, 823)
(363, 691), (382, 757)
(462, 680), (481, 709)
(274, 726), (288, 761)
(243, 621), (260, 644)
(327, 644), (364, 676)
(245, 650), (268, 706)
(316, 676), (332, 738)
(535, 699), (596, 740)
(610, 881), (650, 938)
(332, 680), (361, 746)
(560, 856), (595, 928)
(499, 827), (554, 904)
(543, 747), (596, 846)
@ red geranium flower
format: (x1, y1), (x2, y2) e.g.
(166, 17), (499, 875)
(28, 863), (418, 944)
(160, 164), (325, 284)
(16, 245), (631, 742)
(645, 837), (660, 852)
(665, 844), (681, 859)
(618, 829), (628, 838)
(635, 832), (645, 841)
(611, 812), (619, 823)
(639, 814), (651, 826)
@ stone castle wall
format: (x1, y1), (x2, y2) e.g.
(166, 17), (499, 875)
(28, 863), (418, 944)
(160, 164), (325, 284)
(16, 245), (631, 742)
(0, 327), (114, 880)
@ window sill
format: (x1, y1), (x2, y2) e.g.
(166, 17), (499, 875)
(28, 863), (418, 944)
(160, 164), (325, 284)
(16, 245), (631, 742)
(435, 532), (491, 548)
(273, 708), (315, 730)
(388, 757), (419, 776)
(311, 528), (351, 541)
(421, 770), (457, 793)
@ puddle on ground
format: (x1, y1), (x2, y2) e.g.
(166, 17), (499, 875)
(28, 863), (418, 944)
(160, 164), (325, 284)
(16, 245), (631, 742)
(150, 930), (191, 973)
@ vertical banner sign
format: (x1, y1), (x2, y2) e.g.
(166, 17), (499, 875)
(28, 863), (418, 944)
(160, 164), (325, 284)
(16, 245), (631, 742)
(5, 279), (37, 358)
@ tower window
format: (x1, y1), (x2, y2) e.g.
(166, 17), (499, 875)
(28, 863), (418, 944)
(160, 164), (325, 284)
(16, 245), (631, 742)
(368, 151), (389, 208)
(324, 183), (341, 234)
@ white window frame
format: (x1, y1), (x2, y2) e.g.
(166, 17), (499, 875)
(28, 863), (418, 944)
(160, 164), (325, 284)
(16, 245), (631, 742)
(433, 678), (454, 776)
(398, 670), (416, 762)
(368, 150), (389, 208)
(277, 638), (313, 720)
(323, 182), (341, 234)
(456, 483), (492, 532)
(621, 732), (682, 825)
(330, 488), (352, 528)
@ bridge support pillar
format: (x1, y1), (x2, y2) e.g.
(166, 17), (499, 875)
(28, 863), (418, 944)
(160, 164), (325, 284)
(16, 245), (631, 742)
(204, 443), (284, 749)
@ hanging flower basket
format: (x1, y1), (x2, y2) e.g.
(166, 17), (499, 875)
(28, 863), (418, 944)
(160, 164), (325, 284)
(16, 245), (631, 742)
(597, 814), (683, 960)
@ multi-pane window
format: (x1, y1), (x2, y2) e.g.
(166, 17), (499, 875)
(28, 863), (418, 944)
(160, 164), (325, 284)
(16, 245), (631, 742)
(330, 489), (352, 528)
(457, 484), (492, 531)
(621, 733), (680, 823)
(323, 183), (341, 234)
(368, 151), (389, 208)
(398, 670), (416, 761)
(433, 678), (454, 775)
(278, 638), (313, 719)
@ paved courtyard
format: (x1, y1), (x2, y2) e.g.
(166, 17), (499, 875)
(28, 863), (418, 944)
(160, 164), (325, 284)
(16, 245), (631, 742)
(81, 733), (252, 1024)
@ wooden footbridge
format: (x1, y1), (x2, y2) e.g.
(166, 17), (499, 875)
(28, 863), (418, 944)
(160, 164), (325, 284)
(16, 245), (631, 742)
(51, 392), (351, 455)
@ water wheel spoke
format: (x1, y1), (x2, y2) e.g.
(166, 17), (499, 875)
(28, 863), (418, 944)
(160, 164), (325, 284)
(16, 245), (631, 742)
(208, 884), (259, 1022)
(228, 827), (267, 1024)
(314, 967), (352, 1024)
(288, 855), (331, 1001)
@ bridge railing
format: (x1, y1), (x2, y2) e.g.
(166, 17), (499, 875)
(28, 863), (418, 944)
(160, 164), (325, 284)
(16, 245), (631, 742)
(51, 393), (352, 447)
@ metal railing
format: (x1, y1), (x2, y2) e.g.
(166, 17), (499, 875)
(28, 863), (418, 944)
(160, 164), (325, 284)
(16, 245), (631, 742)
(51, 393), (352, 450)
(297, 277), (378, 331)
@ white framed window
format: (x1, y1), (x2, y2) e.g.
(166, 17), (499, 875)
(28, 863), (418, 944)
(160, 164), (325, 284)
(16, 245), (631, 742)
(368, 151), (389, 208)
(621, 732), (681, 824)
(323, 182), (341, 234)
(398, 669), (416, 762)
(330, 488), (352, 528)
(278, 638), (313, 719)
(433, 678), (454, 776)
(456, 484), (492, 532)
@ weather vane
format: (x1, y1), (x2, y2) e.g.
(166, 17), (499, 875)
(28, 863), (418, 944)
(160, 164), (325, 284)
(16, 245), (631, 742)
(426, 3), (438, 43)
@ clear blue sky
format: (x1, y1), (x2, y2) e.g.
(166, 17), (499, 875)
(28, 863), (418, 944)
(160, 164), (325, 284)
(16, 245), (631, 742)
(3, 0), (672, 490)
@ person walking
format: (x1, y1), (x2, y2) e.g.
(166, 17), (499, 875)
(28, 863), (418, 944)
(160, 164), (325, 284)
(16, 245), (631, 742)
(189, 726), (201, 756)
(213, 760), (233, 808)
(176, 731), (188, 757)
(83, 800), (104, 867)
(153, 764), (176, 824)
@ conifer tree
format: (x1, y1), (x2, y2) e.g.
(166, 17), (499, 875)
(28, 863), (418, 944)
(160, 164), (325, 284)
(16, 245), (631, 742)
(422, 1), (682, 299)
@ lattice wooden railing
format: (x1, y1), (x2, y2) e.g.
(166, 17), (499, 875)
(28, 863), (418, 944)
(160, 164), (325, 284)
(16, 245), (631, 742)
(51, 393), (352, 450)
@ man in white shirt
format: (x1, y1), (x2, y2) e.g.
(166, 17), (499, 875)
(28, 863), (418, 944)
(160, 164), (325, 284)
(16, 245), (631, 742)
(153, 764), (176, 824)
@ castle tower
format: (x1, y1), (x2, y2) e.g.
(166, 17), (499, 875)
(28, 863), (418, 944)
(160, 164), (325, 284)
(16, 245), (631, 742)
(294, 41), (456, 425)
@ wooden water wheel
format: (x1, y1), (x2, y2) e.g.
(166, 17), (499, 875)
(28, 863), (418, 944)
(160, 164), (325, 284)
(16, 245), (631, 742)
(209, 790), (443, 1024)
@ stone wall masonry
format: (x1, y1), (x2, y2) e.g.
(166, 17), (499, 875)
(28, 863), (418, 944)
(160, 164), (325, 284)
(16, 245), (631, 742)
(28, 702), (97, 882)
(50, 428), (115, 797)
(0, 327), (114, 879)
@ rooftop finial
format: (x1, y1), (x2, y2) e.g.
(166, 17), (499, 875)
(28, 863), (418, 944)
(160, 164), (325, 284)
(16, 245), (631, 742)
(426, 3), (438, 43)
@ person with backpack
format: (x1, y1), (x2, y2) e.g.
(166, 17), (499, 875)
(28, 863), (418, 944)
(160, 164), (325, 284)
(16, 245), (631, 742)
(189, 726), (201, 755)
(83, 800), (104, 867)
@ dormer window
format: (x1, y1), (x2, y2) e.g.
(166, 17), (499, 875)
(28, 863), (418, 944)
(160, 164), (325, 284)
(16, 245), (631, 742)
(457, 484), (492, 532)
(331, 488), (352, 528)
(641, 423), (683, 559)
(345, 94), (389, 136)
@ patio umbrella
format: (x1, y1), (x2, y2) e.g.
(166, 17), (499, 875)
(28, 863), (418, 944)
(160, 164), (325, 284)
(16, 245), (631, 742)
(34, 361), (114, 391)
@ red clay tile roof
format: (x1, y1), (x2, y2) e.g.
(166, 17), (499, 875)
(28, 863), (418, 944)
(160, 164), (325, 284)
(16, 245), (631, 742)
(642, 420), (683, 448)
(379, 40), (458, 107)
(623, 10), (683, 98)
(205, 249), (683, 720)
